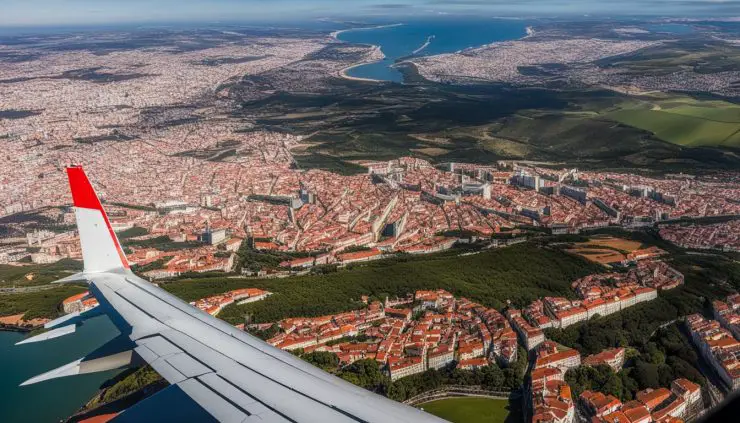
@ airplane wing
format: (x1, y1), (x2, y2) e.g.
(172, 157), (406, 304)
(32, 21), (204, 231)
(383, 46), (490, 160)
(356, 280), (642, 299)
(19, 166), (448, 423)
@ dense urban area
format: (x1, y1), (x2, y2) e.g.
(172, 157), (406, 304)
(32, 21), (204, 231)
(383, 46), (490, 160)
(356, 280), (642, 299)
(1, 16), (739, 423)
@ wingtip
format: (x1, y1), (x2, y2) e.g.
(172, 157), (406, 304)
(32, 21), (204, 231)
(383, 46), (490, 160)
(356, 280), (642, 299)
(66, 166), (103, 210)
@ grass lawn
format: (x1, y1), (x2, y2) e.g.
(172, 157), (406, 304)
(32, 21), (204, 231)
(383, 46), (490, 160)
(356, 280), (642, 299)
(419, 397), (521, 423)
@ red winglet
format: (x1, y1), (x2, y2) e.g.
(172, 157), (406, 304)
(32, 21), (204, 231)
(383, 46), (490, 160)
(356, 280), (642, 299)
(67, 166), (104, 211)
(65, 166), (130, 269)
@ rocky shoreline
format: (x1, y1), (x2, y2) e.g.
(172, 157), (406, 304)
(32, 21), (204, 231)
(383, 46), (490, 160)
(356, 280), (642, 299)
(0, 313), (48, 333)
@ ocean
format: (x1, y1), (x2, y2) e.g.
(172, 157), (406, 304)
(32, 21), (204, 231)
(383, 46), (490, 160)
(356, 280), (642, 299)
(337, 18), (528, 83)
(0, 316), (123, 423)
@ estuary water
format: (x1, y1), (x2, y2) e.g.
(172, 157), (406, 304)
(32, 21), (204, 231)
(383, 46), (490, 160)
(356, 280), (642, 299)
(337, 18), (528, 83)
(0, 316), (123, 423)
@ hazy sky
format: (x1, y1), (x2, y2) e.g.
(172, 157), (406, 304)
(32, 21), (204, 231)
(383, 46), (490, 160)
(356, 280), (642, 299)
(2, 0), (739, 27)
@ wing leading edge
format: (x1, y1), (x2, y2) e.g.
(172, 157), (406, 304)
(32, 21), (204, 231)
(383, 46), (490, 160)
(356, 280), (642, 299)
(19, 167), (447, 423)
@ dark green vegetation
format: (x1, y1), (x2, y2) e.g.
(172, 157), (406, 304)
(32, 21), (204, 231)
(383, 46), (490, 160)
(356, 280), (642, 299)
(235, 238), (312, 273)
(599, 40), (740, 78)
(544, 290), (697, 356)
(174, 139), (241, 162)
(0, 207), (74, 238)
(420, 397), (521, 423)
(566, 365), (634, 401)
(301, 351), (340, 371)
(546, 240), (740, 355)
(297, 346), (526, 404)
(116, 226), (148, 240)
(0, 109), (41, 119)
(233, 67), (740, 173)
(196, 56), (267, 66)
(56, 67), (152, 84)
(0, 259), (82, 287)
(122, 235), (201, 251)
(106, 202), (156, 212)
(71, 366), (168, 423)
(565, 324), (705, 402)
(84, 366), (164, 411)
(387, 347), (527, 402)
(290, 153), (367, 176)
(163, 242), (603, 324)
(0, 285), (86, 320)
(132, 256), (172, 273)
(74, 132), (136, 144)
(545, 229), (738, 401)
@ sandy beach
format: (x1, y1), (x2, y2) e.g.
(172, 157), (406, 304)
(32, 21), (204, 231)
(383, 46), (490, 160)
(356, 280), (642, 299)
(338, 62), (385, 83)
(330, 23), (403, 40)
(336, 43), (387, 83)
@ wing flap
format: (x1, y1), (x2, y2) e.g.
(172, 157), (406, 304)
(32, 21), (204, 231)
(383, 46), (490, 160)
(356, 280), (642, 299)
(133, 345), (158, 363)
(148, 356), (188, 385)
(138, 335), (182, 357)
(197, 373), (268, 417)
(166, 353), (212, 378)
(156, 330), (361, 422)
(177, 379), (250, 423)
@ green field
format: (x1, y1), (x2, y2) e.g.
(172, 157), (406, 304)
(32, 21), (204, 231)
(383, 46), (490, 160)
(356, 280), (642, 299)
(0, 259), (82, 287)
(607, 97), (740, 147)
(419, 397), (521, 423)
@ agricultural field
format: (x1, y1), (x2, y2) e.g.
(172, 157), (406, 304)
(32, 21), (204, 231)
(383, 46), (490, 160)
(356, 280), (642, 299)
(419, 397), (520, 423)
(606, 96), (740, 147)
(566, 236), (642, 265)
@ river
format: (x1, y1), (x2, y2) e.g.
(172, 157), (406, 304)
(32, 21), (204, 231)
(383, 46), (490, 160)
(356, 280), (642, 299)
(0, 316), (123, 423)
(337, 18), (528, 83)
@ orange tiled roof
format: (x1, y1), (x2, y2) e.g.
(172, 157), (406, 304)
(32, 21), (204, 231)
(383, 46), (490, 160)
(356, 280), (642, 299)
(62, 291), (89, 304)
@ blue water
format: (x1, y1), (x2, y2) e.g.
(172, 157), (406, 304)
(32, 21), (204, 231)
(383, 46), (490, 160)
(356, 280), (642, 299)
(0, 316), (123, 423)
(338, 18), (528, 83)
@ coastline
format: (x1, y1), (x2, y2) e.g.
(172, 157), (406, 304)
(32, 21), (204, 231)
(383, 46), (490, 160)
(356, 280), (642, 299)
(336, 21), (534, 84)
(338, 61), (386, 83)
(334, 28), (391, 83)
(396, 24), (534, 83)
(0, 325), (32, 333)
(333, 23), (405, 83)
(330, 23), (403, 40)
(0, 313), (48, 333)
